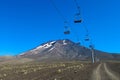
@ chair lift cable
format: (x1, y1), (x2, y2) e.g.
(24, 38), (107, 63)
(74, 0), (81, 14)
(49, 0), (66, 21)
(49, 0), (71, 35)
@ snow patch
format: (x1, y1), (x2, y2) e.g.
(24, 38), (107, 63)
(43, 43), (52, 48)
(19, 41), (56, 56)
(43, 41), (56, 48)
(50, 41), (56, 45)
(49, 47), (54, 51)
(63, 40), (67, 45)
(19, 53), (25, 56)
(35, 45), (44, 49)
(34, 41), (56, 50)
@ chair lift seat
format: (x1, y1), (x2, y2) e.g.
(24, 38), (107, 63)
(74, 19), (82, 23)
(64, 30), (70, 34)
(74, 13), (82, 23)
(85, 38), (89, 41)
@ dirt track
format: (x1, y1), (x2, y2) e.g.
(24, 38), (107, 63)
(92, 63), (120, 80)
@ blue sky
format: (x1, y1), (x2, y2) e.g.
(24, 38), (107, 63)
(0, 0), (120, 56)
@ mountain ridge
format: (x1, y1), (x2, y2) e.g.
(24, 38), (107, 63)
(18, 39), (120, 61)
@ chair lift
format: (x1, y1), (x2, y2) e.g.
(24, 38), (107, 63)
(84, 35), (90, 41)
(74, 0), (82, 23)
(64, 22), (70, 35)
(64, 26), (70, 35)
(64, 30), (70, 35)
(74, 12), (82, 23)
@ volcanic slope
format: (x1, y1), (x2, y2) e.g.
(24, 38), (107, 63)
(19, 39), (116, 61)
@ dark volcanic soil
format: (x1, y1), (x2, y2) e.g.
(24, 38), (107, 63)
(107, 62), (120, 75)
(0, 61), (98, 80)
(0, 61), (119, 80)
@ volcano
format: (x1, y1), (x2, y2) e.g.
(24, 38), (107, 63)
(19, 39), (118, 61)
